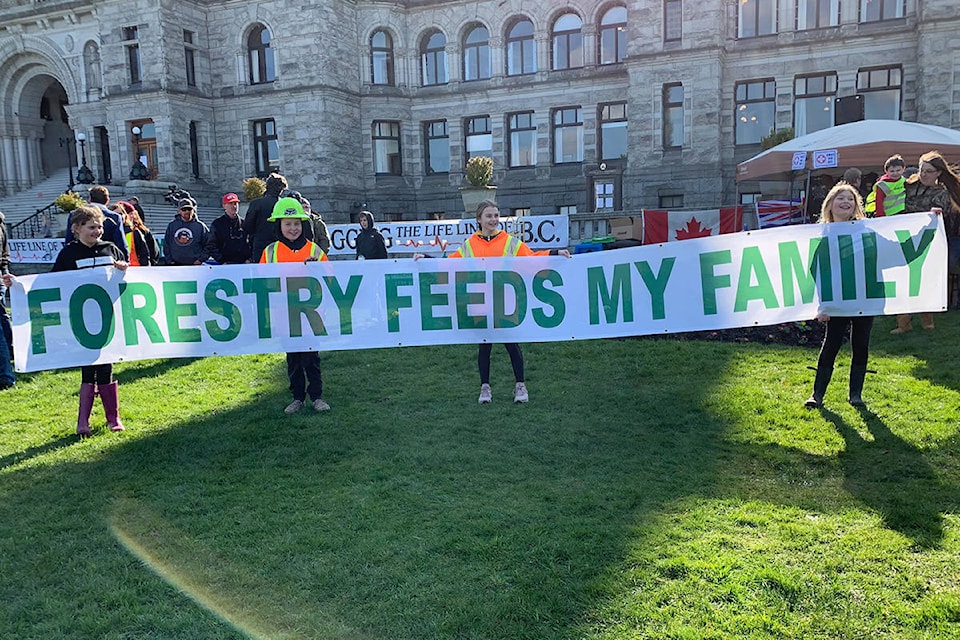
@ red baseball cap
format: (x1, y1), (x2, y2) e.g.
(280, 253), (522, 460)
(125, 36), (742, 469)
(222, 193), (240, 204)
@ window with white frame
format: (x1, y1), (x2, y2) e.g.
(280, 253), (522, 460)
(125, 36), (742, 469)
(659, 193), (684, 208)
(508, 111), (537, 167)
(860, 0), (903, 23)
(735, 79), (776, 145)
(738, 0), (777, 38)
(553, 107), (583, 164)
(857, 65), (901, 120)
(794, 73), (836, 136)
(595, 181), (615, 210)
(796, 0), (839, 30)
(559, 205), (577, 216)
(373, 121), (402, 175)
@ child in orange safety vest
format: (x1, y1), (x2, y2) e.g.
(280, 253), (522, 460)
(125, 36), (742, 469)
(418, 199), (571, 404)
(260, 196), (331, 414)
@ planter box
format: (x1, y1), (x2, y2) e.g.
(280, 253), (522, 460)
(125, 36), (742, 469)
(460, 186), (497, 214)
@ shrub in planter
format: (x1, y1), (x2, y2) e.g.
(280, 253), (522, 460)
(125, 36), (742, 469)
(465, 156), (493, 187)
(54, 191), (85, 212)
(243, 177), (266, 201)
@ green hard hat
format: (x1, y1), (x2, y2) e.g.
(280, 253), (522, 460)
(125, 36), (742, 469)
(268, 196), (310, 221)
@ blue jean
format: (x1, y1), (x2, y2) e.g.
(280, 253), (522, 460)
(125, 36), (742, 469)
(0, 301), (13, 386)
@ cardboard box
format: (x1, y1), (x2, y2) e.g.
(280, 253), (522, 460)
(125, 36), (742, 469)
(609, 216), (643, 241)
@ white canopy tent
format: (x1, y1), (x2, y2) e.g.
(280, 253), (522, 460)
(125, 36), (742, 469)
(736, 120), (960, 183)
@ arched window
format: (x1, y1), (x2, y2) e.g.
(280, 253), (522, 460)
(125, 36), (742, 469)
(552, 14), (583, 70)
(599, 6), (627, 64)
(506, 18), (536, 76)
(420, 31), (448, 86)
(248, 24), (276, 85)
(370, 29), (394, 85)
(463, 26), (491, 81)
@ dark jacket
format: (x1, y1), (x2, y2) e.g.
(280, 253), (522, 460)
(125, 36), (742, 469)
(52, 239), (125, 272)
(164, 215), (212, 265)
(211, 213), (252, 263)
(0, 211), (9, 275)
(243, 192), (281, 262)
(124, 224), (154, 266)
(355, 212), (388, 259)
(904, 180), (958, 237)
(304, 214), (330, 253)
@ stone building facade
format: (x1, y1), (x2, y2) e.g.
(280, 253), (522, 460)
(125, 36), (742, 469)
(0, 0), (957, 222)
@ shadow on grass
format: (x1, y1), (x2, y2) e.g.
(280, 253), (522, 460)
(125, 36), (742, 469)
(0, 433), (77, 470)
(822, 406), (958, 549)
(112, 357), (201, 384)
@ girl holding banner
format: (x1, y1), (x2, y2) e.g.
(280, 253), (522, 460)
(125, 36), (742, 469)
(423, 200), (570, 405)
(805, 184), (873, 409)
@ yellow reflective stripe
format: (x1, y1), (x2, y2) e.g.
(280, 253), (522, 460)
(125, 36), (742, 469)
(504, 236), (520, 256)
(462, 238), (475, 258)
(264, 244), (278, 262)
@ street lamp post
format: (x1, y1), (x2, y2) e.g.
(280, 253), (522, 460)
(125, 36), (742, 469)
(129, 125), (148, 180)
(75, 132), (96, 184)
(58, 136), (75, 191)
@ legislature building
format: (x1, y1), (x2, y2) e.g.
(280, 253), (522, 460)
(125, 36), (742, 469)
(0, 0), (956, 222)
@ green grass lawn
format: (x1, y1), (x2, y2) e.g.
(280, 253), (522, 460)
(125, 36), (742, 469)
(1, 314), (958, 639)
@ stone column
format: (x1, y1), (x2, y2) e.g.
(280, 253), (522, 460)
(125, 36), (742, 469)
(17, 137), (30, 189)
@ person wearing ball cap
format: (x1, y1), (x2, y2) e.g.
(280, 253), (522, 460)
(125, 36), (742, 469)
(260, 196), (331, 414)
(210, 192), (251, 264)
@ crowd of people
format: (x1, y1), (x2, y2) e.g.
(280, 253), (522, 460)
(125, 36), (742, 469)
(1, 156), (958, 433)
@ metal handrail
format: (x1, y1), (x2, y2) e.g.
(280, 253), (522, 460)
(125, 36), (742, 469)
(9, 202), (63, 239)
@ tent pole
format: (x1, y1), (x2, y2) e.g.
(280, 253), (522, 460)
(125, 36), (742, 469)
(803, 169), (812, 224)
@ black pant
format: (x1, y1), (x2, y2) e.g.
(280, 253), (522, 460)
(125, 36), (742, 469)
(287, 352), (323, 402)
(81, 364), (113, 385)
(817, 316), (874, 371)
(477, 343), (524, 384)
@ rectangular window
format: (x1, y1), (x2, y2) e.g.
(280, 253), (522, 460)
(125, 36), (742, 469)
(464, 116), (492, 162)
(184, 30), (197, 88)
(252, 118), (280, 176)
(860, 0), (903, 23)
(662, 84), (684, 149)
(796, 0), (839, 30)
(659, 194), (684, 208)
(794, 73), (837, 136)
(735, 79), (776, 146)
(508, 111), (537, 168)
(599, 103), (628, 161)
(559, 205), (577, 215)
(123, 26), (142, 85)
(595, 181), (615, 211)
(857, 65), (901, 120)
(373, 120), (402, 175)
(424, 120), (449, 175)
(553, 107), (583, 164)
(512, 208), (532, 217)
(664, 0), (682, 42)
(738, 0), (777, 38)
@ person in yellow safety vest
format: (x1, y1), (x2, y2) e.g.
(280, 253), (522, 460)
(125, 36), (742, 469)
(259, 196), (331, 414)
(865, 154), (906, 217)
(417, 199), (571, 405)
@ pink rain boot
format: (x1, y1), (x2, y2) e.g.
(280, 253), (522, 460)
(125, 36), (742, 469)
(77, 383), (96, 437)
(100, 381), (125, 432)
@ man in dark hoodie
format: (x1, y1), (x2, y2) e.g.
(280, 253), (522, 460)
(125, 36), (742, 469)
(164, 199), (212, 265)
(244, 172), (287, 262)
(355, 210), (388, 259)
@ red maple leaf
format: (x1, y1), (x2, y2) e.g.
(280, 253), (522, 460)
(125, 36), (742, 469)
(675, 216), (714, 241)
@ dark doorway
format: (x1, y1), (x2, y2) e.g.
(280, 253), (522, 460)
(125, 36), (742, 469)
(96, 126), (112, 184)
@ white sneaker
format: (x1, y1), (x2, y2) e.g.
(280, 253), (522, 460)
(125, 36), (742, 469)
(514, 382), (528, 403)
(478, 383), (492, 404)
(312, 398), (331, 412)
(284, 399), (304, 414)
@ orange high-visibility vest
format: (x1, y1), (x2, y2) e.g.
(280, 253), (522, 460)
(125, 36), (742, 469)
(259, 241), (328, 263)
(125, 230), (140, 266)
(448, 232), (546, 259)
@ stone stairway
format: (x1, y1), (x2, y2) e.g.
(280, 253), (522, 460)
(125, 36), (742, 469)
(0, 172), (225, 238)
(0, 169), (72, 229)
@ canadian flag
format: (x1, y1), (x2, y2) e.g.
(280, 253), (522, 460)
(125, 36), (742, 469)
(642, 207), (744, 244)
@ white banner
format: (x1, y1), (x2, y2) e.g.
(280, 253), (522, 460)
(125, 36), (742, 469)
(325, 214), (569, 256)
(7, 213), (946, 373)
(8, 238), (65, 264)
